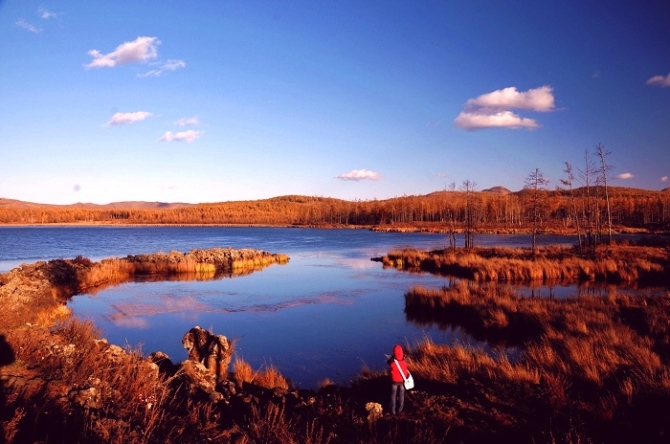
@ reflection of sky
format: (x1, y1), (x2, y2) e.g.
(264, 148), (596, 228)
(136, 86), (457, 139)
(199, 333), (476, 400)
(70, 248), (454, 388)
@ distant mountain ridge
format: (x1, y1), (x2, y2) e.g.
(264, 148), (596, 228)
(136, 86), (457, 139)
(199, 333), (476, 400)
(0, 198), (192, 210)
(0, 185), (666, 209)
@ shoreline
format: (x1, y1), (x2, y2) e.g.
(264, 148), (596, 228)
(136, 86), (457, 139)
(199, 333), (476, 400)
(0, 221), (655, 236)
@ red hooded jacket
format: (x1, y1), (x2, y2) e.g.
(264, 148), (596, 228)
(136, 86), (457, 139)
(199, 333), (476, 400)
(388, 344), (409, 384)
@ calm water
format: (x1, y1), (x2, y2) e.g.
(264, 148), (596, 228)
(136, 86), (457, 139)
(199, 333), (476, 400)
(0, 226), (592, 388)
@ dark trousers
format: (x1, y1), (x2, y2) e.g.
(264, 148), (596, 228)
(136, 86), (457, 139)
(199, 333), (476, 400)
(390, 382), (405, 414)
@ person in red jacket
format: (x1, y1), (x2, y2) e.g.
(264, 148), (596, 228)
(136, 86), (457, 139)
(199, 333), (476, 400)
(387, 344), (409, 415)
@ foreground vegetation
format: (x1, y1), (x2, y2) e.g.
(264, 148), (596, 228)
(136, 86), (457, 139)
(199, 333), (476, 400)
(403, 283), (670, 443)
(2, 244), (670, 442)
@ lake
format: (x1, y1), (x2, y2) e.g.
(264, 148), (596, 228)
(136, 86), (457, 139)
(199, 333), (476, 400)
(0, 226), (592, 388)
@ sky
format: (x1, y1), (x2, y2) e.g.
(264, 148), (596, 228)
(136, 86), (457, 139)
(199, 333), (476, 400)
(1, 0), (669, 205)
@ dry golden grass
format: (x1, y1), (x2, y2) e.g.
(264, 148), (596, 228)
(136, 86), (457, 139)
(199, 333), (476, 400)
(233, 358), (290, 390)
(403, 280), (670, 441)
(34, 304), (72, 327)
(383, 244), (670, 285)
(233, 358), (255, 384)
(2, 318), (237, 443)
(78, 248), (289, 292)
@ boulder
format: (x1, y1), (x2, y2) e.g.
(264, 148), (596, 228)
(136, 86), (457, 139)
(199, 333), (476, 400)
(182, 326), (233, 384)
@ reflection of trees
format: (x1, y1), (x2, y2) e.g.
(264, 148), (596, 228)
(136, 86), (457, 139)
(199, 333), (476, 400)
(405, 293), (542, 348)
(80, 266), (259, 296)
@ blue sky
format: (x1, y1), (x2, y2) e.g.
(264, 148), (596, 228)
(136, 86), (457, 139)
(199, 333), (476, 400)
(1, 1), (669, 205)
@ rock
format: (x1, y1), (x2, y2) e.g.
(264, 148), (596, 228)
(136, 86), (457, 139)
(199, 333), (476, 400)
(182, 326), (233, 384)
(149, 351), (177, 375)
(180, 359), (218, 396)
(69, 386), (101, 409)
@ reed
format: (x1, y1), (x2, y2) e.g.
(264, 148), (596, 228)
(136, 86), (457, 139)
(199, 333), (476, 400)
(403, 282), (670, 441)
(232, 358), (290, 390)
(383, 244), (670, 284)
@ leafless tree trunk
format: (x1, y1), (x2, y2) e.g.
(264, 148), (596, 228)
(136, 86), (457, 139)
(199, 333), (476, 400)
(461, 179), (476, 249)
(561, 161), (583, 254)
(525, 168), (549, 257)
(595, 143), (613, 244)
(578, 148), (598, 253)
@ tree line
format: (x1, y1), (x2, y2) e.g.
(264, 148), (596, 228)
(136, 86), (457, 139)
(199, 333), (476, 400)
(1, 186), (668, 231)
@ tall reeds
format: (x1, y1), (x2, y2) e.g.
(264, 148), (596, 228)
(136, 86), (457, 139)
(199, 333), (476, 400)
(404, 282), (670, 441)
(383, 244), (670, 285)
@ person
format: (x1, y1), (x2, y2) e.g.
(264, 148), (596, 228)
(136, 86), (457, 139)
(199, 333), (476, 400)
(387, 344), (409, 415)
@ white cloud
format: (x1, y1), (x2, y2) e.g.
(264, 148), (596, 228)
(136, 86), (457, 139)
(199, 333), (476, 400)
(334, 169), (381, 181)
(646, 73), (670, 87)
(616, 173), (634, 180)
(16, 19), (41, 33)
(106, 111), (153, 126)
(465, 86), (555, 112)
(455, 86), (555, 131)
(454, 111), (539, 130)
(86, 36), (160, 69)
(173, 117), (200, 126)
(38, 7), (57, 20)
(138, 59), (186, 77)
(159, 130), (202, 143)
(661, 176), (668, 182)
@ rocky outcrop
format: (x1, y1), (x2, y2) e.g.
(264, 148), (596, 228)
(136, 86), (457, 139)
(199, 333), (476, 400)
(182, 326), (233, 385)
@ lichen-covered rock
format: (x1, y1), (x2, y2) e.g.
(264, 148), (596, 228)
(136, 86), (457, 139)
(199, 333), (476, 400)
(182, 326), (232, 384)
(180, 359), (218, 397)
(69, 386), (101, 409)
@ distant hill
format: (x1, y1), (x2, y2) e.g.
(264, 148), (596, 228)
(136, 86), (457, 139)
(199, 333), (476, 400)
(2, 185), (665, 209)
(482, 186), (512, 194)
(73, 201), (194, 210)
(0, 198), (193, 210)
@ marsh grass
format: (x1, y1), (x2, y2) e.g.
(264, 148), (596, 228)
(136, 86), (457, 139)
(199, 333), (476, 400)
(404, 282), (670, 442)
(383, 244), (670, 285)
(78, 248), (289, 292)
(233, 358), (290, 390)
(2, 318), (237, 443)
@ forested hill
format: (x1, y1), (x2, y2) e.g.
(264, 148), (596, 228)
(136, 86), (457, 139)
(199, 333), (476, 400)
(1, 187), (669, 230)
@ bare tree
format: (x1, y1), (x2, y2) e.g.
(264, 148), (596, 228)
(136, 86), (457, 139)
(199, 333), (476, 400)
(595, 143), (614, 244)
(525, 168), (549, 256)
(560, 161), (583, 253)
(578, 148), (598, 251)
(461, 179), (477, 249)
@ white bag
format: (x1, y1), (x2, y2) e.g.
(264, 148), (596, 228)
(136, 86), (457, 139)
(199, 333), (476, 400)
(394, 359), (414, 390)
(403, 373), (415, 390)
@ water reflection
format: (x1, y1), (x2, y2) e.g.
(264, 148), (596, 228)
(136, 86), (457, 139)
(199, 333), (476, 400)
(81, 266), (271, 296)
(404, 277), (669, 351)
(70, 251), (466, 388)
